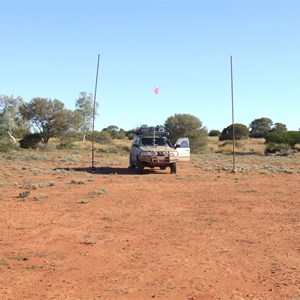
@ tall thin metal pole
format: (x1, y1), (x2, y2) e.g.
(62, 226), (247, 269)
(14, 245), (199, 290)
(92, 54), (100, 169)
(230, 56), (237, 173)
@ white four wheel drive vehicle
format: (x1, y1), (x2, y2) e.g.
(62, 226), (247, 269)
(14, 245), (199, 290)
(129, 125), (190, 174)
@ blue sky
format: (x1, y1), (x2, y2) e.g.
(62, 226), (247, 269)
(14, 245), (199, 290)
(1, 0), (299, 132)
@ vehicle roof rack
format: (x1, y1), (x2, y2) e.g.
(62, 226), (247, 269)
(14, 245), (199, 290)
(136, 125), (168, 137)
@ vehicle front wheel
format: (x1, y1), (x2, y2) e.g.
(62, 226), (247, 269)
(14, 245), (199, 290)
(129, 155), (135, 169)
(170, 162), (177, 174)
(136, 157), (144, 174)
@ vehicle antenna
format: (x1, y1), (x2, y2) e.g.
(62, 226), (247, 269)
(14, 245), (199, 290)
(230, 55), (237, 173)
(153, 86), (159, 147)
(91, 54), (100, 170)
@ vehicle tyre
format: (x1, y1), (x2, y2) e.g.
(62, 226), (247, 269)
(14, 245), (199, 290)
(160, 166), (167, 170)
(170, 162), (177, 174)
(129, 155), (135, 169)
(136, 157), (144, 174)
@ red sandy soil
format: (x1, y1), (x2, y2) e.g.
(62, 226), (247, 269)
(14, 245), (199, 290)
(0, 152), (299, 300)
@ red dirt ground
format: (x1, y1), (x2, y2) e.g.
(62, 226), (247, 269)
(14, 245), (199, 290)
(0, 152), (299, 299)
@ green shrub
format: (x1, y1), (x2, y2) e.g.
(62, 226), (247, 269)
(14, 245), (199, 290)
(87, 131), (112, 144)
(116, 144), (130, 153)
(38, 143), (56, 151)
(208, 130), (221, 137)
(219, 124), (249, 141)
(265, 131), (300, 148)
(220, 140), (244, 149)
(19, 133), (42, 149)
(264, 143), (290, 155)
(59, 131), (82, 143)
(57, 142), (80, 150)
(0, 137), (19, 152)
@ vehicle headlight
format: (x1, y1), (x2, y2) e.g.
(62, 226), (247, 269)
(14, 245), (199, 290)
(141, 151), (151, 157)
(169, 151), (178, 157)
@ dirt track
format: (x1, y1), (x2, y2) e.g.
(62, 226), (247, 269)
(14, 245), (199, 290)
(0, 152), (299, 299)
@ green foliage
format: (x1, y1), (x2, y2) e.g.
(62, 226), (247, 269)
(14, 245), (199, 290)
(102, 125), (126, 139)
(249, 117), (273, 138)
(272, 122), (287, 132)
(21, 98), (82, 144)
(75, 92), (97, 141)
(116, 128), (126, 139)
(59, 131), (82, 143)
(264, 143), (290, 155)
(19, 133), (42, 149)
(88, 130), (112, 144)
(219, 123), (249, 141)
(126, 129), (136, 140)
(265, 131), (300, 148)
(219, 140), (244, 149)
(208, 129), (221, 137)
(164, 113), (208, 153)
(0, 136), (20, 152)
(0, 94), (30, 139)
(57, 142), (80, 150)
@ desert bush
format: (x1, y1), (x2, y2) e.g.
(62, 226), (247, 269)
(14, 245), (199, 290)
(71, 179), (86, 184)
(219, 140), (244, 149)
(126, 129), (136, 140)
(89, 188), (108, 197)
(0, 136), (19, 152)
(59, 131), (82, 143)
(219, 124), (249, 141)
(19, 133), (42, 149)
(38, 143), (57, 151)
(57, 141), (80, 150)
(264, 143), (291, 155)
(97, 144), (129, 154)
(208, 130), (221, 137)
(84, 236), (96, 245)
(32, 194), (47, 201)
(22, 154), (47, 161)
(87, 131), (112, 144)
(265, 131), (300, 149)
(79, 199), (91, 204)
(116, 144), (130, 153)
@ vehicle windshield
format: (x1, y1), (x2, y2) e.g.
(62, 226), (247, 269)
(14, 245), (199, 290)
(140, 137), (167, 147)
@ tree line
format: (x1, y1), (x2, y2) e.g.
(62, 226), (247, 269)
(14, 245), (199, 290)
(0, 93), (299, 153)
(208, 117), (300, 149)
(0, 93), (208, 153)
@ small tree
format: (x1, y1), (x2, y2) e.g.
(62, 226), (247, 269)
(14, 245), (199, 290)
(126, 129), (137, 140)
(21, 98), (82, 143)
(164, 113), (208, 153)
(103, 125), (119, 139)
(271, 122), (287, 132)
(102, 125), (126, 139)
(208, 129), (221, 137)
(0, 94), (30, 142)
(75, 92), (97, 141)
(249, 117), (273, 138)
(117, 128), (126, 139)
(219, 123), (249, 141)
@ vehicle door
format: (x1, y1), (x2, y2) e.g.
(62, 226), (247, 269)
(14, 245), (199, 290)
(174, 138), (190, 161)
(130, 136), (140, 163)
